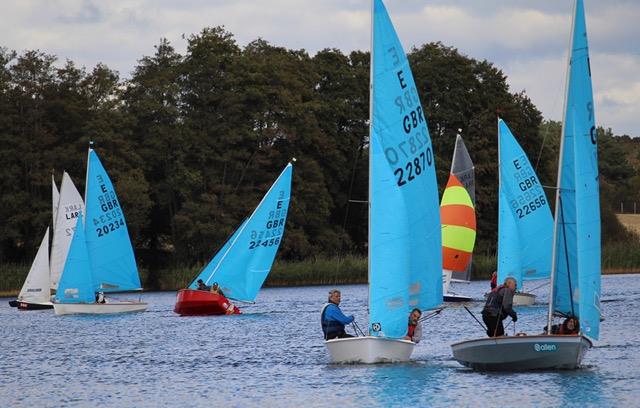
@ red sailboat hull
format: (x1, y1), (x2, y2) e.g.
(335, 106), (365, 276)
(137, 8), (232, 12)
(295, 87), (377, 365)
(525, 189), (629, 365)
(174, 289), (241, 316)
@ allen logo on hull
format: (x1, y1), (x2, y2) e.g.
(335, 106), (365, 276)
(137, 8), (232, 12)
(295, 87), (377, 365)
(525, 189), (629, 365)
(534, 343), (557, 352)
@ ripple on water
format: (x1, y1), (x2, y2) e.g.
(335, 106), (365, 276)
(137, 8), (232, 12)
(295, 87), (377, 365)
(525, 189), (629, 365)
(1, 276), (639, 406)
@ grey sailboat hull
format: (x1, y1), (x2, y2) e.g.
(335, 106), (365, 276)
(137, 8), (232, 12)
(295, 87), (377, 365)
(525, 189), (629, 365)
(451, 334), (592, 371)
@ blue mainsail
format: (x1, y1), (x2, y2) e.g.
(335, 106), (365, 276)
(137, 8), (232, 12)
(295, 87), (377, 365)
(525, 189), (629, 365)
(84, 148), (142, 292)
(497, 119), (553, 286)
(369, 0), (442, 339)
(552, 0), (601, 340)
(195, 163), (292, 303)
(55, 214), (95, 303)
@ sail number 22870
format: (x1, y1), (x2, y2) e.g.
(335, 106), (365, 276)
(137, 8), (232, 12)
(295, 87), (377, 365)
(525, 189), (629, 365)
(394, 148), (433, 187)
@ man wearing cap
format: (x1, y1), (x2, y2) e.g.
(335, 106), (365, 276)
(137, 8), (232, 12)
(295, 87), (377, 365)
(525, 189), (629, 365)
(321, 289), (355, 340)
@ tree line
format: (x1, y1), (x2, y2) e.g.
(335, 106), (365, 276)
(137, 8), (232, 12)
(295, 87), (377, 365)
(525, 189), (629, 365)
(1, 26), (636, 283)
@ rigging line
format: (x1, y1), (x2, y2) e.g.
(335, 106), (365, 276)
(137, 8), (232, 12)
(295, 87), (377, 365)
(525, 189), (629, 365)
(334, 142), (364, 282)
(352, 320), (366, 337)
(463, 305), (487, 333)
(558, 195), (576, 318)
(418, 307), (445, 323)
(526, 281), (549, 293)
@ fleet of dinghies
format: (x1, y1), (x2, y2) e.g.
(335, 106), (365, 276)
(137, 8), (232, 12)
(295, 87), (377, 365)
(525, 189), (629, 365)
(7, 0), (602, 372)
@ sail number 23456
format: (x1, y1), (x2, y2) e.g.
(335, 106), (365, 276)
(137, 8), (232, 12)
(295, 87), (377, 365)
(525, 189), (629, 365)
(394, 148), (433, 187)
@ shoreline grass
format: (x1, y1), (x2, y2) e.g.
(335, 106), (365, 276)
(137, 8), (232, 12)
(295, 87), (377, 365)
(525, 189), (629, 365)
(1, 243), (639, 296)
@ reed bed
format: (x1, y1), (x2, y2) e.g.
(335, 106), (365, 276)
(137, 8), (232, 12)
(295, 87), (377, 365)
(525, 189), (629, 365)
(1, 243), (638, 296)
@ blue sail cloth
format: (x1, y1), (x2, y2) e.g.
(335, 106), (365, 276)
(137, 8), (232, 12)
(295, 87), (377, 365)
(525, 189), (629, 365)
(553, 0), (601, 340)
(84, 149), (142, 292)
(497, 119), (553, 286)
(55, 214), (95, 303)
(194, 163), (292, 303)
(369, 0), (442, 339)
(188, 219), (246, 289)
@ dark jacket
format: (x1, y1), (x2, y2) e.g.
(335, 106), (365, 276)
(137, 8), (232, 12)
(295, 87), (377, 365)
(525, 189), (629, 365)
(482, 285), (517, 320)
(321, 303), (353, 339)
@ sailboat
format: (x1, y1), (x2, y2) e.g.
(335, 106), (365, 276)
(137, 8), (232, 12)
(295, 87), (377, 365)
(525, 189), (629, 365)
(174, 162), (293, 316)
(495, 119), (553, 306)
(441, 134), (476, 302)
(324, 0), (442, 364)
(8, 175), (70, 309)
(52, 145), (147, 315)
(451, 0), (598, 370)
(9, 228), (53, 309)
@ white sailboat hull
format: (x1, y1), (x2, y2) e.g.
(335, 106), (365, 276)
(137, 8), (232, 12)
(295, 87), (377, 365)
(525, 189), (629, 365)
(483, 291), (536, 306)
(324, 336), (415, 364)
(513, 292), (536, 306)
(53, 301), (147, 315)
(451, 334), (592, 371)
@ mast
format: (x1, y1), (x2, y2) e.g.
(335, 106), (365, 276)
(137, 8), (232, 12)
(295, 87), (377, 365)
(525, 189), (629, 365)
(367, 0), (374, 318)
(547, 0), (578, 334)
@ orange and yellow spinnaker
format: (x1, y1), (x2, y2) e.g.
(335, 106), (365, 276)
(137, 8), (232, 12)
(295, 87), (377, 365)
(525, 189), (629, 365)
(440, 174), (476, 272)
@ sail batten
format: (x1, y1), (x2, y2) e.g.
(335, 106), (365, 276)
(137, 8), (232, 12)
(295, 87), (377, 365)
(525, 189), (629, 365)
(369, 0), (441, 339)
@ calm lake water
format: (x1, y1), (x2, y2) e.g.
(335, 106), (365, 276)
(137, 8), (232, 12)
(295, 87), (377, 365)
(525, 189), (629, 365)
(1, 274), (639, 407)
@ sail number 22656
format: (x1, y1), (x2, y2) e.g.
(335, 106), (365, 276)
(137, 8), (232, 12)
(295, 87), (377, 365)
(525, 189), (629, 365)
(394, 148), (432, 187)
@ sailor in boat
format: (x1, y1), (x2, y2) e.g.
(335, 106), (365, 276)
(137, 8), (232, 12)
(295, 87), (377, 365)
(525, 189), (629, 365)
(490, 271), (497, 291)
(321, 289), (354, 340)
(481, 277), (518, 337)
(544, 317), (580, 335)
(95, 292), (106, 304)
(404, 308), (422, 343)
(196, 279), (210, 291)
(210, 282), (225, 297)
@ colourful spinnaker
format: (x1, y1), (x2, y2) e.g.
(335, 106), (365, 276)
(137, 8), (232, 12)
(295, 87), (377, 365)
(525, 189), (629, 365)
(441, 174), (476, 273)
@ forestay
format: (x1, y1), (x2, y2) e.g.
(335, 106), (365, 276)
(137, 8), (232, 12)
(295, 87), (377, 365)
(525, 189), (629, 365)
(369, 0), (442, 339)
(552, 0), (601, 340)
(497, 119), (553, 285)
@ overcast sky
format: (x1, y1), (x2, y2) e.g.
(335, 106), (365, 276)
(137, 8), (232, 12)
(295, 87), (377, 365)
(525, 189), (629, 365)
(1, 0), (638, 136)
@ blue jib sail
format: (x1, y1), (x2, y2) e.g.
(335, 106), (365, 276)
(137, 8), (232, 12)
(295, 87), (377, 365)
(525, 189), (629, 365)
(553, 0), (601, 340)
(497, 119), (553, 286)
(369, 0), (442, 339)
(195, 163), (293, 303)
(55, 214), (95, 303)
(84, 148), (142, 292)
